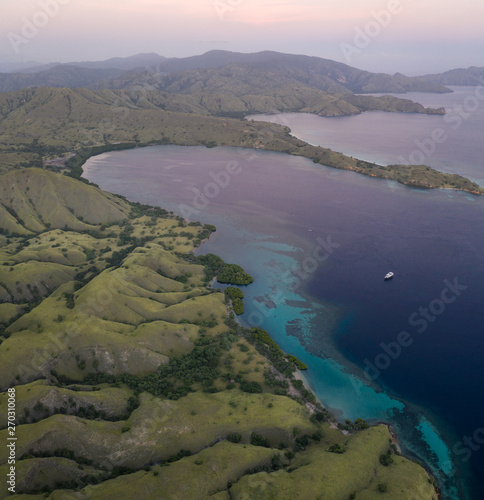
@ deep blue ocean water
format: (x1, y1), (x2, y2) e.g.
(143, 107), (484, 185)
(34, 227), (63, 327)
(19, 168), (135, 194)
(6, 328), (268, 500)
(83, 87), (484, 499)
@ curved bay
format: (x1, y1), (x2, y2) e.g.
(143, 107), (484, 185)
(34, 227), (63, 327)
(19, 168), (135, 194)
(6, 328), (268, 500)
(83, 131), (484, 499)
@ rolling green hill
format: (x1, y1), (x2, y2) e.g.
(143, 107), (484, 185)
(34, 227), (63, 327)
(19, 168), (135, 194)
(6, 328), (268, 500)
(0, 168), (439, 499)
(0, 168), (129, 233)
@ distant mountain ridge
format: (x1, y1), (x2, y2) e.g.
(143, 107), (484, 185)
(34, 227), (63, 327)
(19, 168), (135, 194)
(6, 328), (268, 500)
(0, 65), (125, 93)
(4, 53), (168, 74)
(0, 61), (44, 73)
(2, 51), (482, 90)
(146, 50), (451, 94)
(0, 50), (451, 95)
(421, 66), (484, 86)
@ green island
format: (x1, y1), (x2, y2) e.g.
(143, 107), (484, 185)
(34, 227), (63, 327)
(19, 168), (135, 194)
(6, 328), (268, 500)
(0, 68), (456, 497)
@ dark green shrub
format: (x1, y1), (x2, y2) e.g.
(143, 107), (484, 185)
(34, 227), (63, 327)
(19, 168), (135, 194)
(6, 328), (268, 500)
(240, 381), (262, 393)
(227, 433), (242, 443)
(379, 450), (394, 466)
(328, 443), (345, 454)
(250, 433), (270, 448)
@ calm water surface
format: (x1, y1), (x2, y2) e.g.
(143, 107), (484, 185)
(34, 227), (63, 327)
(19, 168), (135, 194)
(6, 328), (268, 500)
(83, 87), (484, 499)
(249, 86), (484, 185)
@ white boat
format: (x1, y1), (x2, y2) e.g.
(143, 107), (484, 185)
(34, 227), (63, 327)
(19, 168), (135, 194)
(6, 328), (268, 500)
(384, 272), (394, 280)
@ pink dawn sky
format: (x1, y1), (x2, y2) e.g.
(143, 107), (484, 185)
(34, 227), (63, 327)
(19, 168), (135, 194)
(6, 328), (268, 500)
(1, 0), (483, 74)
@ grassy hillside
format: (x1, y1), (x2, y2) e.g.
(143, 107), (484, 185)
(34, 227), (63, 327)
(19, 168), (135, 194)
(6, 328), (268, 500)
(0, 169), (439, 498)
(0, 168), (129, 233)
(0, 87), (481, 196)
